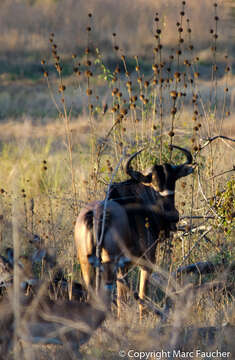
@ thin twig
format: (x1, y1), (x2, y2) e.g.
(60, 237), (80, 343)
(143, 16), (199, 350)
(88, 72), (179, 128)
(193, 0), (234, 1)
(95, 148), (127, 293)
(207, 166), (235, 180)
(179, 227), (212, 267)
(199, 135), (235, 151)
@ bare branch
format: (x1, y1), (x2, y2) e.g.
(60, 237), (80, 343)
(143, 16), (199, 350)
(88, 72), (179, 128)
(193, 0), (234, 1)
(199, 135), (235, 151)
(207, 166), (235, 180)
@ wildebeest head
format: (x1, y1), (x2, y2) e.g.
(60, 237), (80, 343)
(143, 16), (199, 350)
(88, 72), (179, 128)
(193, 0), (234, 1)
(125, 145), (193, 194)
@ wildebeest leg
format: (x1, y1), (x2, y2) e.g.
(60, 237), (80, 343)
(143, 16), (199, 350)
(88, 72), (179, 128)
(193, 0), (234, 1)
(79, 257), (92, 297)
(116, 268), (128, 319)
(139, 268), (149, 321)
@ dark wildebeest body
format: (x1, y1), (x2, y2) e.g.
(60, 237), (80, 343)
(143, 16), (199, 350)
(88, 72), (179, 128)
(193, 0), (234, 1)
(75, 145), (194, 319)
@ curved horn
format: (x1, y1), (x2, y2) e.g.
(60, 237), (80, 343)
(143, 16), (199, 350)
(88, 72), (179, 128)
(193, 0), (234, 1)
(169, 145), (192, 165)
(125, 148), (152, 183)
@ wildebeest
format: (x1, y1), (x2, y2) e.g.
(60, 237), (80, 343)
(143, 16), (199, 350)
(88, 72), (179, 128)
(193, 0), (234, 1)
(75, 145), (194, 318)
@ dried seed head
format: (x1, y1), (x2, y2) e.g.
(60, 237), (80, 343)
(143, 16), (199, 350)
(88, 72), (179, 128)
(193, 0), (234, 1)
(114, 45), (119, 51)
(72, 54), (77, 59)
(112, 88), (118, 95)
(131, 95), (138, 102)
(170, 91), (177, 99)
(115, 66), (120, 73)
(168, 131), (175, 137)
(144, 81), (149, 88)
(86, 88), (92, 96)
(85, 70), (93, 77)
(171, 107), (177, 115)
(194, 72), (199, 78)
(85, 47), (90, 54)
(59, 85), (66, 92)
(55, 63), (62, 73)
(88, 13), (92, 17)
(174, 72), (181, 79)
(120, 108), (128, 116)
(86, 26), (91, 32)
(44, 71), (48, 78)
(152, 64), (158, 72)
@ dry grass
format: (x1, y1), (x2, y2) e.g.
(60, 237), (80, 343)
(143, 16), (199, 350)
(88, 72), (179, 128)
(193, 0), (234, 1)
(0, 1), (234, 359)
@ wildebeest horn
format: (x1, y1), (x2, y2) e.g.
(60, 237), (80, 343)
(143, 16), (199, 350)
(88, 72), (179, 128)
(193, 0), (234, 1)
(169, 145), (192, 165)
(125, 149), (152, 183)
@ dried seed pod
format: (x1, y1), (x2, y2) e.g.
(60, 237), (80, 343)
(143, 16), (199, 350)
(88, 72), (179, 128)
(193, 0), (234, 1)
(171, 107), (177, 115)
(86, 88), (92, 96)
(170, 91), (177, 99)
(59, 85), (66, 92)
